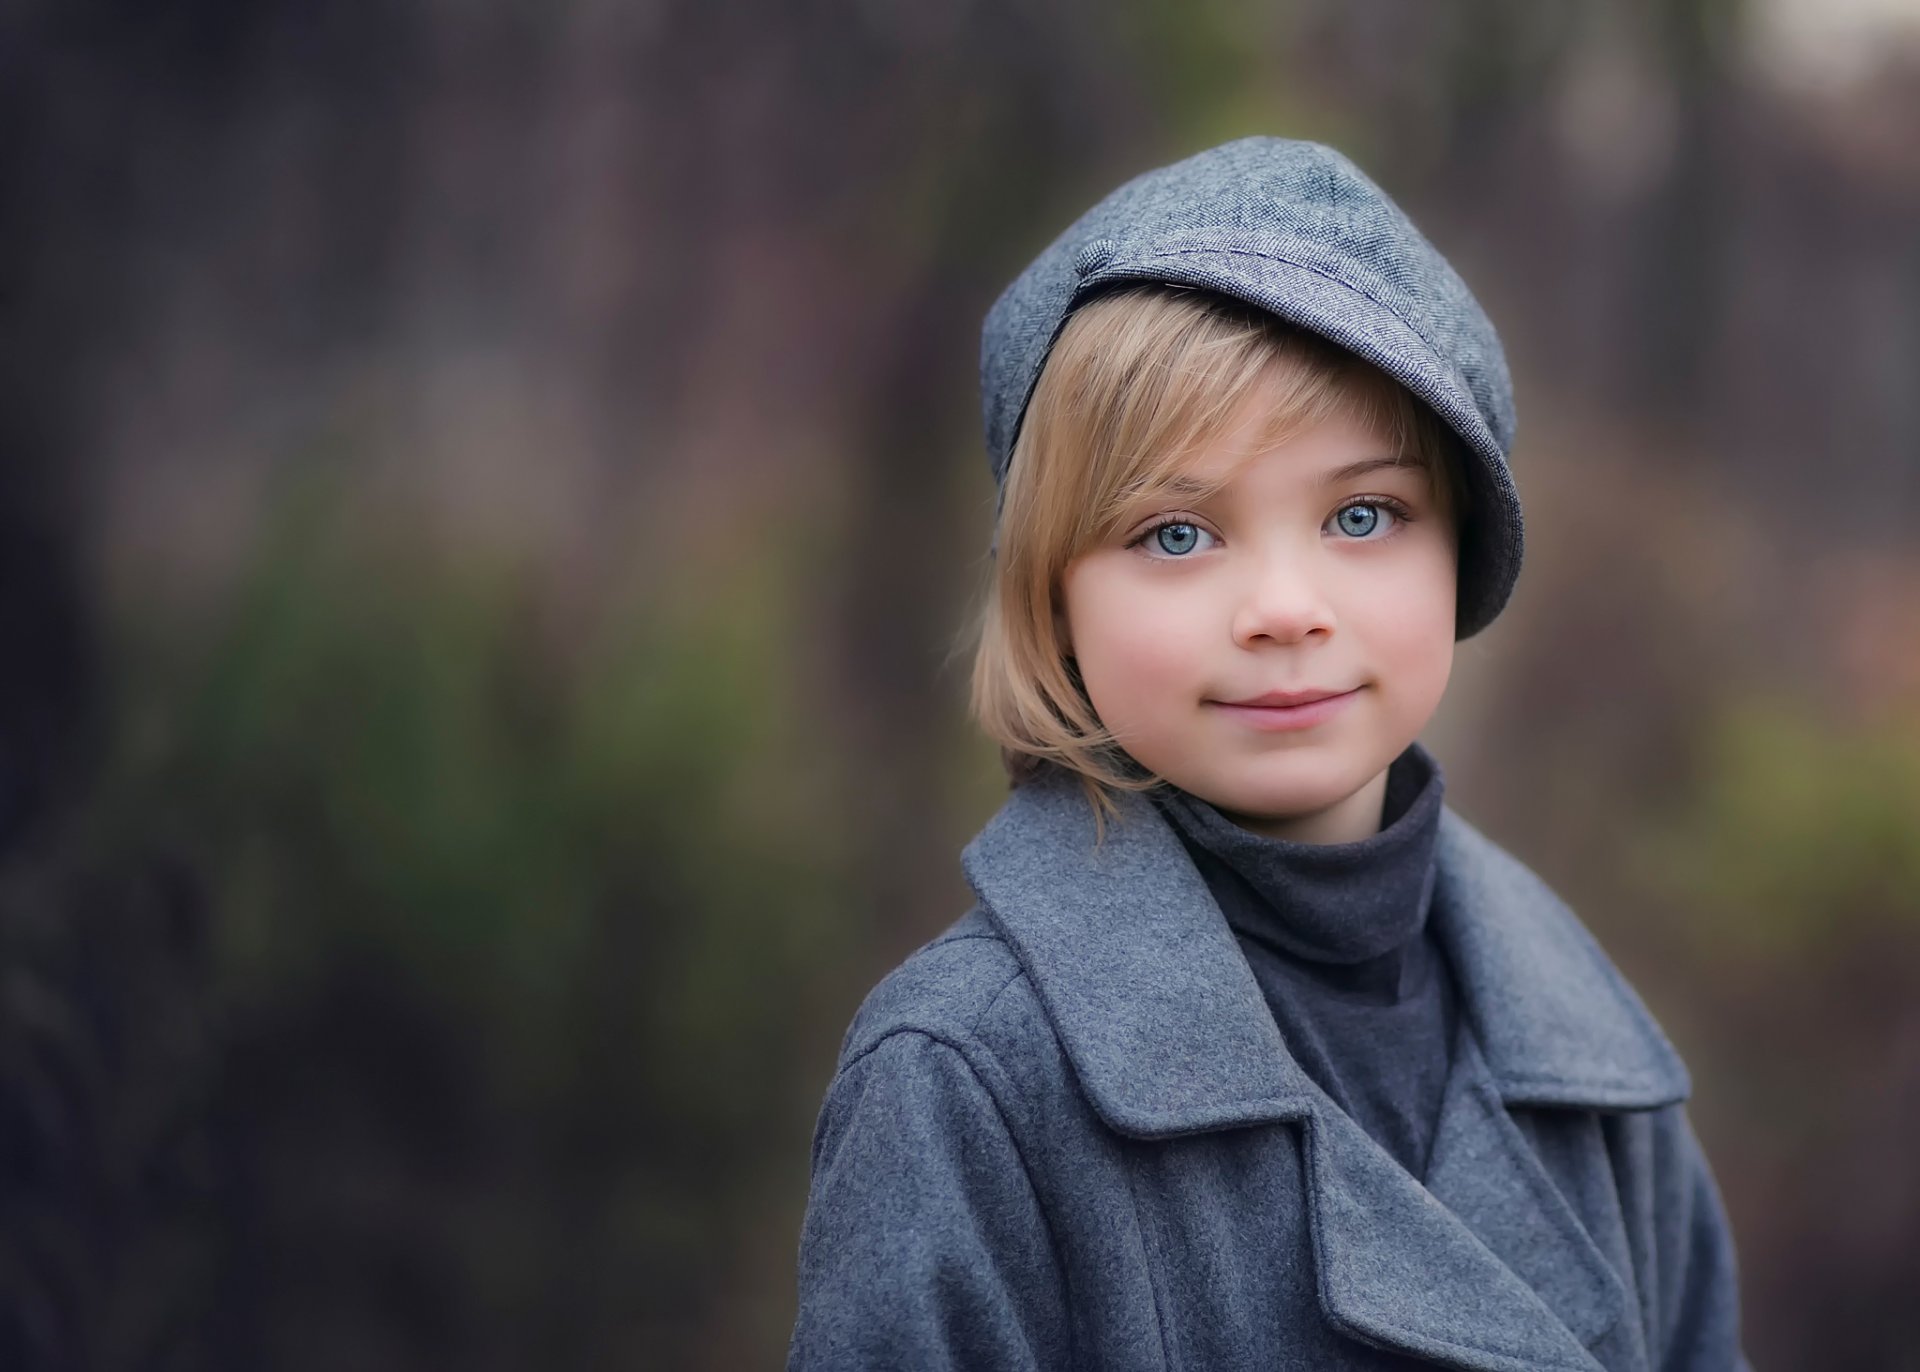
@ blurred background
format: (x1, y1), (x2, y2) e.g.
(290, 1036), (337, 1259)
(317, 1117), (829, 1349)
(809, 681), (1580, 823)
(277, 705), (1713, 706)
(4, 1), (1919, 1367)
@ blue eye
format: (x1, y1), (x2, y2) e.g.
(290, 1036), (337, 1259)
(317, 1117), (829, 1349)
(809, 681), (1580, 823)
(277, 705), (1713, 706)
(1333, 503), (1392, 539)
(1156, 523), (1200, 555)
(1146, 522), (1217, 557)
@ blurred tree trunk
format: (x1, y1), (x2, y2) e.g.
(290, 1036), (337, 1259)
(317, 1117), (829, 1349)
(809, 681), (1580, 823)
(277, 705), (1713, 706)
(2, 12), (226, 1369)
(1629, 0), (1744, 432)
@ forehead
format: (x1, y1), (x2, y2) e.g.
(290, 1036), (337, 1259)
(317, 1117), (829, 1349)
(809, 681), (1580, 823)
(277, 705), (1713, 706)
(1171, 401), (1426, 491)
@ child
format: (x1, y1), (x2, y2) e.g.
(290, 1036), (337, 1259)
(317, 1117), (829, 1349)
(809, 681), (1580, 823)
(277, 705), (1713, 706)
(788, 138), (1747, 1371)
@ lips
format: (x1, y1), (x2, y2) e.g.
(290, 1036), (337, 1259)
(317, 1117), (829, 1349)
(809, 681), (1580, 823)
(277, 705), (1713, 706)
(1219, 687), (1356, 708)
(1207, 686), (1362, 733)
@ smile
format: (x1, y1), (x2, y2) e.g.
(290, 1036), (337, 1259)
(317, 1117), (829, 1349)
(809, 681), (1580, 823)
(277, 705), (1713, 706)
(1207, 688), (1361, 732)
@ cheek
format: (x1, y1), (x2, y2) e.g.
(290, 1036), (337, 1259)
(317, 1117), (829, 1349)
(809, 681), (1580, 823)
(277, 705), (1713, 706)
(1366, 544), (1458, 692)
(1061, 563), (1207, 721)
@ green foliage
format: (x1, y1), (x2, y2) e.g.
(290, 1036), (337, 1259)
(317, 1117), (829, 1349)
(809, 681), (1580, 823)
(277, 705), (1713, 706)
(1641, 696), (1920, 952)
(99, 470), (851, 1104)
(88, 468), (861, 1361)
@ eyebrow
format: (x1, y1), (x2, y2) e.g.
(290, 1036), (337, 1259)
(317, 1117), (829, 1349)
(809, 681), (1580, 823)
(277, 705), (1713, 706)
(1144, 474), (1221, 501)
(1121, 453), (1428, 516)
(1321, 454), (1428, 485)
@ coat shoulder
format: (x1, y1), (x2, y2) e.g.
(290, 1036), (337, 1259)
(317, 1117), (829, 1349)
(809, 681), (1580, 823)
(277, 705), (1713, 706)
(839, 906), (1050, 1074)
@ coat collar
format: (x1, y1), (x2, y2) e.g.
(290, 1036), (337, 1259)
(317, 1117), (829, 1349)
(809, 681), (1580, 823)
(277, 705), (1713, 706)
(959, 765), (1689, 1139)
(962, 767), (1684, 1371)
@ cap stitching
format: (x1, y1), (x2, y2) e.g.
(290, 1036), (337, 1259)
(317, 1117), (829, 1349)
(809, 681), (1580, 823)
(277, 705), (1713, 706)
(1142, 244), (1446, 357)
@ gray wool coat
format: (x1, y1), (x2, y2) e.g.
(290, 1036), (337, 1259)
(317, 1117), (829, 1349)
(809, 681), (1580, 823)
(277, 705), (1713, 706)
(788, 768), (1749, 1371)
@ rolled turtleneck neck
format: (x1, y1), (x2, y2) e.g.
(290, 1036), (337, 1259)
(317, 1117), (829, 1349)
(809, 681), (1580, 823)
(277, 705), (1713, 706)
(1154, 742), (1446, 967)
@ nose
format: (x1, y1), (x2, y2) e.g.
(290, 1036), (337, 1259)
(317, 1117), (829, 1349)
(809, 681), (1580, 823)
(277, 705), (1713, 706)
(1229, 546), (1337, 647)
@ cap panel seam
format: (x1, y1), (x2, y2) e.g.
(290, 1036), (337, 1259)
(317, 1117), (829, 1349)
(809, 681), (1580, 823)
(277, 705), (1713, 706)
(1139, 243), (1446, 358)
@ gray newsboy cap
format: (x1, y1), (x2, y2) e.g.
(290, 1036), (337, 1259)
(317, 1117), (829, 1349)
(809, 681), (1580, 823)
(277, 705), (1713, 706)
(980, 137), (1523, 640)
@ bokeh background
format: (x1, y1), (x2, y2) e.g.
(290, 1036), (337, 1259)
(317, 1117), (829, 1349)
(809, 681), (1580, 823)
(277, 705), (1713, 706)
(5, 2), (1920, 1368)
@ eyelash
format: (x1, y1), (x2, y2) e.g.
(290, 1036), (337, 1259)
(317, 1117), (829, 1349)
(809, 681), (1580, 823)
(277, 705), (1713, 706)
(1124, 496), (1417, 553)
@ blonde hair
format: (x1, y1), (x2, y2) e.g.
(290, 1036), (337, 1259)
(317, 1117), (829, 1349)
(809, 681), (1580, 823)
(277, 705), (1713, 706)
(968, 283), (1470, 818)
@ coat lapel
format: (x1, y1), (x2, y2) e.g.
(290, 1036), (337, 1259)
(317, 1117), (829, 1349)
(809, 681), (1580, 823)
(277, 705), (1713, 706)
(961, 767), (1690, 1372)
(1414, 1022), (1641, 1369)
(1304, 1084), (1609, 1371)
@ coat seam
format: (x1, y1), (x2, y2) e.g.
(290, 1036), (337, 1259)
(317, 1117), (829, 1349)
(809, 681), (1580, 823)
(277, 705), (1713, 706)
(972, 956), (1171, 1369)
(972, 956), (1172, 1369)
(966, 966), (1088, 1368)
(842, 990), (1077, 1365)
(1120, 1153), (1179, 1371)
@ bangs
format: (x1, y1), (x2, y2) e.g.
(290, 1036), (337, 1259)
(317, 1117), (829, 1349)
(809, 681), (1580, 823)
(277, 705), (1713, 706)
(1065, 288), (1443, 548)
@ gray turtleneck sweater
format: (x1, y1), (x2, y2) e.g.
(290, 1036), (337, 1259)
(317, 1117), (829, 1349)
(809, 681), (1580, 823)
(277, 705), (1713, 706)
(1155, 742), (1456, 1180)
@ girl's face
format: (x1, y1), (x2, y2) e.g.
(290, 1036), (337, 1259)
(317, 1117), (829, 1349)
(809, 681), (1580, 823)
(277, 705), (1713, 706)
(1059, 384), (1458, 845)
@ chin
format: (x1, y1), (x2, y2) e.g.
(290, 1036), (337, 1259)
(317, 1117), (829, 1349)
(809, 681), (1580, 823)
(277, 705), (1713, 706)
(1188, 768), (1363, 824)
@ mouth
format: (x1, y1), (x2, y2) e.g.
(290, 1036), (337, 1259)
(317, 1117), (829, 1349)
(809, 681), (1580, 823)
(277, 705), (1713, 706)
(1218, 687), (1357, 708)
(1207, 686), (1362, 732)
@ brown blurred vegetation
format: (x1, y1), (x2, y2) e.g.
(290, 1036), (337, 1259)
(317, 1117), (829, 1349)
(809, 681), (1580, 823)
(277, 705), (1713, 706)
(3, 1), (1918, 1368)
